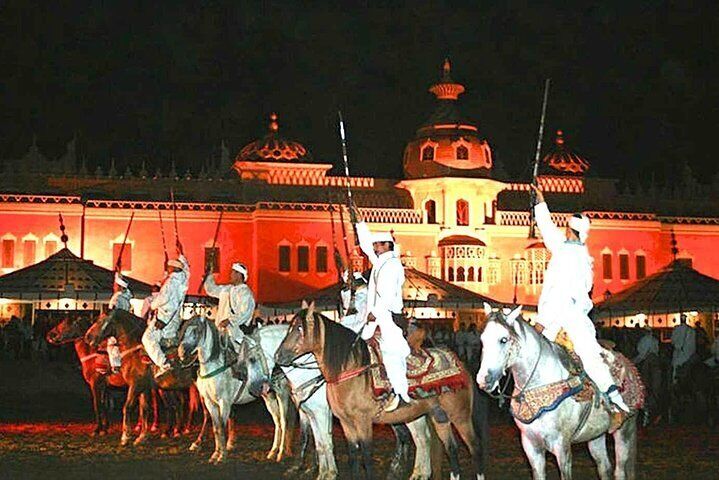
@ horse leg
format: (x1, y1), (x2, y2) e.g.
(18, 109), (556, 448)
(310, 400), (338, 480)
(428, 416), (461, 480)
(151, 388), (160, 432)
(550, 441), (573, 480)
(226, 414), (237, 452)
(121, 384), (138, 446)
(520, 434), (547, 480)
(586, 435), (612, 480)
(173, 392), (185, 437)
(287, 410), (313, 475)
(612, 415), (638, 480)
(388, 423), (412, 480)
(90, 378), (103, 436)
(262, 392), (283, 461)
(190, 396), (209, 451)
(204, 399), (225, 464)
(442, 389), (487, 480)
(134, 392), (151, 445)
(405, 417), (432, 480)
(186, 384), (200, 433)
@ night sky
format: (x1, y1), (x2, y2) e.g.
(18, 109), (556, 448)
(1, 1), (718, 184)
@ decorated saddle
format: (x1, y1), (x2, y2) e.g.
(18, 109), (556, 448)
(511, 335), (645, 430)
(366, 339), (467, 400)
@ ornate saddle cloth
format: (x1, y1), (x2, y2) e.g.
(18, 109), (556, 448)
(511, 339), (646, 429)
(366, 339), (467, 400)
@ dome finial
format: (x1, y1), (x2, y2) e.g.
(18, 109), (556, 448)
(430, 58), (464, 100)
(269, 113), (279, 133)
(443, 58), (451, 74)
(555, 130), (565, 146)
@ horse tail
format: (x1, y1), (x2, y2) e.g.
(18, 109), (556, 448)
(471, 375), (490, 473)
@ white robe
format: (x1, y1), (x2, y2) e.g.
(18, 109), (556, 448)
(671, 323), (696, 368)
(340, 285), (368, 333)
(204, 275), (256, 346)
(108, 288), (132, 368)
(356, 221), (410, 400)
(534, 202), (616, 393)
(142, 255), (189, 369)
(633, 332), (659, 364)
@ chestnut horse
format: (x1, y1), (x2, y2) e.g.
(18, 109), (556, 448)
(275, 304), (489, 480)
(46, 315), (127, 435)
(85, 309), (198, 446)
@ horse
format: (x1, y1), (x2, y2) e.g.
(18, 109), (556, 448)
(274, 303), (489, 480)
(240, 316), (438, 480)
(477, 304), (641, 480)
(85, 309), (198, 446)
(177, 315), (294, 464)
(46, 315), (127, 435)
(671, 358), (718, 425)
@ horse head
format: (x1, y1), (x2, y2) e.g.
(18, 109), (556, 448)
(275, 300), (318, 367)
(178, 315), (205, 364)
(46, 315), (91, 345)
(476, 302), (523, 392)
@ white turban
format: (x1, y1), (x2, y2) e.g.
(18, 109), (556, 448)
(114, 272), (128, 288)
(569, 214), (591, 243)
(167, 258), (183, 269)
(370, 231), (394, 243)
(232, 262), (248, 278)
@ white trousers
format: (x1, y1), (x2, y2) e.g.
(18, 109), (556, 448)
(142, 321), (168, 369)
(107, 337), (122, 369)
(561, 314), (616, 393)
(363, 313), (411, 401)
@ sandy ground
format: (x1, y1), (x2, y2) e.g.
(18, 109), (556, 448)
(1, 359), (718, 479)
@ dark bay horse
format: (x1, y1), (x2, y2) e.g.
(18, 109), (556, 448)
(85, 309), (198, 446)
(275, 304), (489, 480)
(46, 315), (127, 435)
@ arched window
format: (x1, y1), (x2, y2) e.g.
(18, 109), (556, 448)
(457, 267), (465, 282)
(456, 199), (469, 226)
(456, 145), (469, 160)
(425, 200), (437, 224)
(477, 267), (483, 282)
(467, 266), (475, 281)
(448, 267), (455, 282)
(421, 145), (435, 161)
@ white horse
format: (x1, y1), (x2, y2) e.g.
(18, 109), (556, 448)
(477, 304), (639, 480)
(177, 316), (293, 464)
(241, 321), (436, 480)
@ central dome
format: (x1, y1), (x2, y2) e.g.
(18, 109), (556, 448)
(403, 60), (493, 179)
(236, 113), (312, 163)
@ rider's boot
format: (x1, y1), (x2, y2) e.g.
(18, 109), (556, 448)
(607, 388), (630, 413)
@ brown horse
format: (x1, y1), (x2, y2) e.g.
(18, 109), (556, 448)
(46, 315), (127, 435)
(275, 304), (489, 480)
(85, 309), (199, 446)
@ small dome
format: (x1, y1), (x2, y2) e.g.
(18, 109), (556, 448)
(542, 130), (589, 175)
(438, 235), (486, 247)
(236, 113), (312, 163)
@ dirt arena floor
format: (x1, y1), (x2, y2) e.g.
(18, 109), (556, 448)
(1, 359), (718, 479)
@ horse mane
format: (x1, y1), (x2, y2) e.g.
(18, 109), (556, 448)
(305, 310), (369, 379)
(111, 309), (147, 342)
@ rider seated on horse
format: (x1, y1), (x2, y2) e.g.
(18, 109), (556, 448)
(142, 240), (189, 378)
(530, 184), (630, 413)
(339, 270), (369, 333)
(107, 272), (133, 374)
(203, 261), (256, 378)
(352, 203), (411, 413)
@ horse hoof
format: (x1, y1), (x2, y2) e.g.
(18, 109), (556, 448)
(161, 433), (169, 439)
(150, 424), (159, 433)
(120, 437), (130, 447)
(189, 442), (201, 452)
(91, 430), (98, 437)
(183, 428), (191, 435)
(266, 450), (277, 461)
(226, 442), (236, 452)
(134, 434), (148, 446)
(99, 430), (107, 437)
(173, 430), (181, 438)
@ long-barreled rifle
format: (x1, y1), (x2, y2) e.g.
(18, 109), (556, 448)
(158, 209), (169, 268)
(116, 211), (135, 272)
(170, 187), (180, 244)
(337, 110), (359, 316)
(528, 78), (551, 239)
(328, 198), (346, 317)
(199, 210), (224, 292)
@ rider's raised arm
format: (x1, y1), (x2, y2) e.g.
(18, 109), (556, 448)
(356, 221), (379, 266)
(203, 274), (226, 299)
(533, 201), (564, 253)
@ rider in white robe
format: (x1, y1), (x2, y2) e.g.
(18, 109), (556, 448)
(142, 244), (189, 377)
(355, 220), (411, 412)
(107, 272), (132, 373)
(339, 270), (368, 333)
(671, 316), (696, 381)
(633, 327), (659, 365)
(531, 185), (630, 413)
(140, 281), (162, 320)
(203, 262), (256, 351)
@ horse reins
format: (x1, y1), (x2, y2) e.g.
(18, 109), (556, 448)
(487, 329), (544, 405)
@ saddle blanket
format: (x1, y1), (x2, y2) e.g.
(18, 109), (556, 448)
(511, 346), (645, 427)
(367, 340), (467, 400)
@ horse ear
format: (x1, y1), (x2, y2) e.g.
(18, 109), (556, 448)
(306, 301), (315, 318)
(301, 299), (309, 310)
(483, 302), (493, 316)
(506, 305), (523, 324)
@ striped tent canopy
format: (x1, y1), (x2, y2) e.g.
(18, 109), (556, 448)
(593, 259), (719, 318)
(0, 248), (152, 301)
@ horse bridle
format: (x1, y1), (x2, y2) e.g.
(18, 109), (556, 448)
(486, 321), (544, 405)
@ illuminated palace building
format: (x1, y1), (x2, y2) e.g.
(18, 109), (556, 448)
(2, 61), (719, 327)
